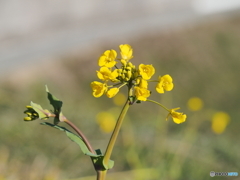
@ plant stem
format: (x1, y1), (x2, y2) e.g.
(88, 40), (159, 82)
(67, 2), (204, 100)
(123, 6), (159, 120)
(97, 170), (107, 180)
(103, 96), (130, 170)
(64, 119), (95, 154)
(147, 99), (169, 111)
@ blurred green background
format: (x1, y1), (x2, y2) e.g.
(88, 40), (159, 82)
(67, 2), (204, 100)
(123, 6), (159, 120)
(1, 15), (240, 180)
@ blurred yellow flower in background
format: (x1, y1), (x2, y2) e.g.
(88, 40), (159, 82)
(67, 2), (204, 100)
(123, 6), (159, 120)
(187, 97), (203, 111)
(96, 112), (116, 133)
(113, 92), (126, 106)
(211, 112), (230, 134)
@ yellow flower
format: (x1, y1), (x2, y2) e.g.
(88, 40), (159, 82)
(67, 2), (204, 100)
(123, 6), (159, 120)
(166, 108), (186, 124)
(156, 74), (174, 93)
(106, 88), (119, 98)
(211, 112), (230, 134)
(91, 81), (107, 97)
(139, 64), (155, 80)
(98, 49), (117, 68)
(119, 44), (133, 61)
(134, 86), (150, 101)
(97, 67), (118, 82)
(138, 78), (148, 89)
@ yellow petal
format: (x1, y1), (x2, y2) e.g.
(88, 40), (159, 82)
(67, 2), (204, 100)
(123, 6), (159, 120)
(165, 83), (174, 91)
(156, 82), (164, 93)
(119, 44), (133, 61)
(106, 88), (119, 98)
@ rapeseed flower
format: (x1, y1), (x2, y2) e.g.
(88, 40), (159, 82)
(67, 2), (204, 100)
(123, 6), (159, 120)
(98, 49), (117, 67)
(91, 81), (107, 98)
(97, 67), (119, 82)
(119, 44), (133, 61)
(91, 44), (186, 123)
(139, 64), (155, 80)
(134, 86), (150, 101)
(166, 108), (187, 124)
(156, 74), (174, 93)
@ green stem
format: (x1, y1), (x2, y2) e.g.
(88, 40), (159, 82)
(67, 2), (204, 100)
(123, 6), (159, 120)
(147, 99), (169, 112)
(103, 94), (130, 170)
(64, 119), (95, 154)
(64, 119), (108, 180)
(97, 170), (107, 180)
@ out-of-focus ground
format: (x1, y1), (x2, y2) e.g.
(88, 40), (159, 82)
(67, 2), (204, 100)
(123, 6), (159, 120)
(1, 1), (240, 180)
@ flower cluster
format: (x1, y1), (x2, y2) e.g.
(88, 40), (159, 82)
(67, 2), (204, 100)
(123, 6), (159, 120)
(91, 44), (186, 124)
(91, 44), (174, 100)
(23, 105), (39, 121)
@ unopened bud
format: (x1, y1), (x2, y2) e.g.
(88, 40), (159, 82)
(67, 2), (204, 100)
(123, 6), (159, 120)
(118, 69), (123, 73)
(26, 105), (32, 109)
(126, 71), (132, 79)
(26, 112), (32, 116)
(128, 62), (133, 68)
(24, 117), (32, 121)
(126, 66), (132, 71)
(120, 59), (127, 66)
(33, 113), (38, 116)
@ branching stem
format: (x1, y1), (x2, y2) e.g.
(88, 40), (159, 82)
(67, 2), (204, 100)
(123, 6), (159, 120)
(64, 118), (95, 154)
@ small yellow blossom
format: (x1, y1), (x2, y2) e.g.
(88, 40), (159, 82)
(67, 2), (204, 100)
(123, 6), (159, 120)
(156, 74), (174, 93)
(98, 49), (117, 68)
(106, 88), (119, 98)
(138, 78), (148, 89)
(166, 108), (186, 124)
(119, 44), (133, 61)
(134, 86), (150, 101)
(139, 64), (155, 80)
(211, 112), (230, 134)
(97, 67), (118, 82)
(91, 81), (107, 98)
(187, 97), (203, 111)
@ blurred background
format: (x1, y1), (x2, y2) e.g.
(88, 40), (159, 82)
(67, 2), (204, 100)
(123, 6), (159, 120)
(1, 0), (240, 180)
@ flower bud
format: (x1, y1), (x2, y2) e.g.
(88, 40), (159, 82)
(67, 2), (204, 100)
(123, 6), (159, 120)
(24, 117), (32, 121)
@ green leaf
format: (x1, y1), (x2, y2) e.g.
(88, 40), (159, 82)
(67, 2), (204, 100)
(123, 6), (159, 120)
(30, 101), (48, 120)
(41, 122), (114, 169)
(45, 85), (63, 124)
